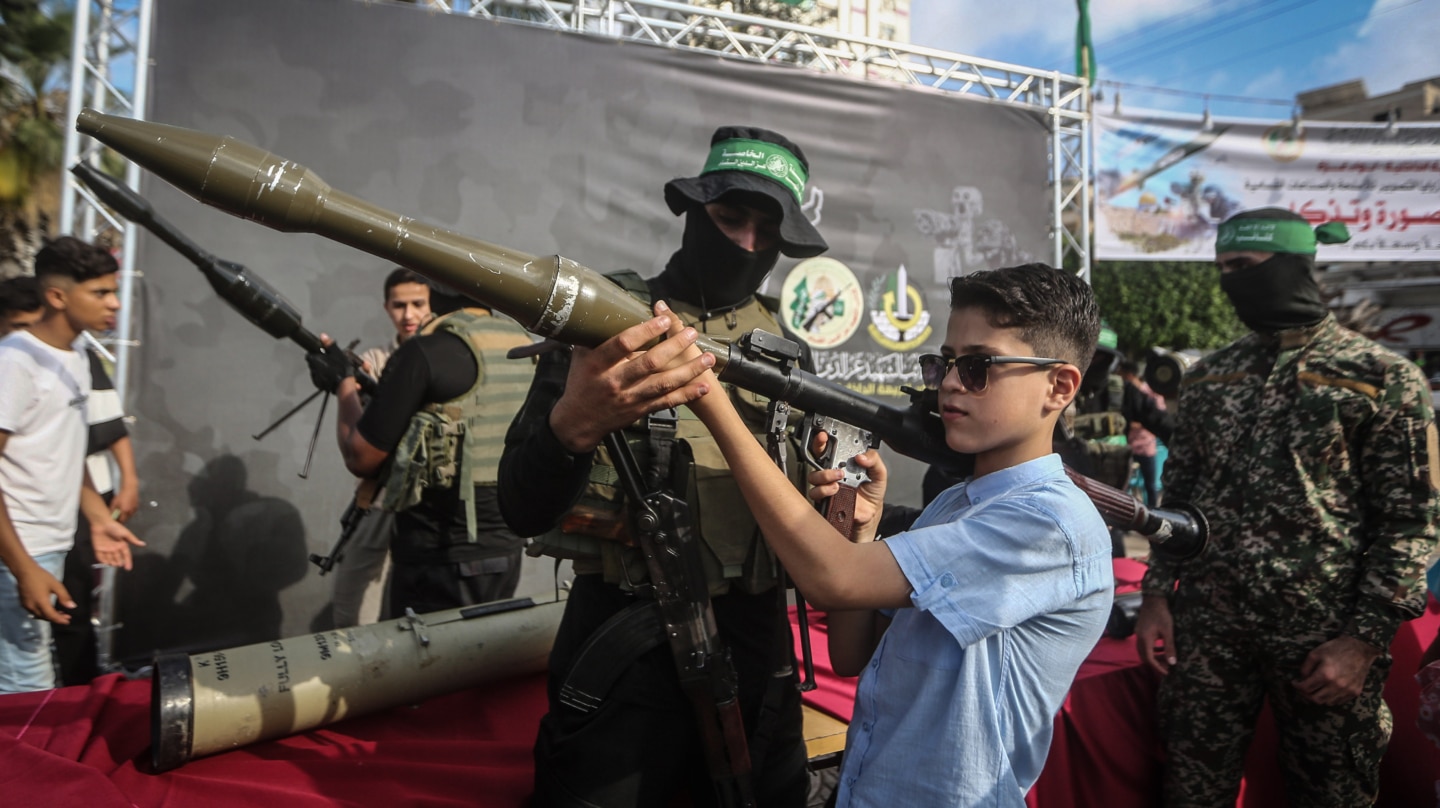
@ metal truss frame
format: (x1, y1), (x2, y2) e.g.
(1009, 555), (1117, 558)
(419, 0), (1091, 275)
(64, 0), (1091, 399)
(59, 0), (154, 397)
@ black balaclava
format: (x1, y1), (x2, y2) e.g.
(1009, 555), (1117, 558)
(1220, 253), (1326, 332)
(653, 201), (781, 313)
(1217, 209), (1330, 332)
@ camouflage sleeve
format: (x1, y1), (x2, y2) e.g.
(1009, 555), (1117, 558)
(1347, 360), (1440, 649)
(1141, 379), (1205, 598)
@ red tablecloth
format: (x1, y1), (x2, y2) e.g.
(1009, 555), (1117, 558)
(0, 669), (550, 807)
(3, 558), (1437, 807)
(1023, 559), (1440, 808)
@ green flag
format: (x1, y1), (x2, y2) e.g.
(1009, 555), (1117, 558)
(1076, 0), (1095, 81)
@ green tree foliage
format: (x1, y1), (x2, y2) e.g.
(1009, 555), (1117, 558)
(1, 0), (73, 206)
(1091, 260), (1244, 357)
(1, 0), (75, 275)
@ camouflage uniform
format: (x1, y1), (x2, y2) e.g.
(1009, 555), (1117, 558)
(1142, 314), (1439, 806)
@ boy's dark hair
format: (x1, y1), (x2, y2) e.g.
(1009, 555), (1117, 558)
(33, 236), (119, 285)
(0, 275), (42, 316)
(383, 267), (430, 300)
(949, 263), (1100, 373)
(1118, 359), (1140, 377)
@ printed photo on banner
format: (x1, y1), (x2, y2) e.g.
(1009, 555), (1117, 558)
(1094, 110), (1440, 263)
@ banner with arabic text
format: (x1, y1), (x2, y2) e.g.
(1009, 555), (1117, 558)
(1095, 110), (1440, 262)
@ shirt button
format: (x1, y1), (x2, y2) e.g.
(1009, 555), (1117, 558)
(941, 573), (956, 587)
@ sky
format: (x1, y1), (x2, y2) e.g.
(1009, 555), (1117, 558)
(908, 0), (1440, 120)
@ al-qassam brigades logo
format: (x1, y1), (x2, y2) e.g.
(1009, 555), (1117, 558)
(781, 258), (864, 349)
(867, 265), (932, 351)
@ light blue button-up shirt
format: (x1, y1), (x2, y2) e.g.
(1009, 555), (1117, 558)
(836, 454), (1113, 807)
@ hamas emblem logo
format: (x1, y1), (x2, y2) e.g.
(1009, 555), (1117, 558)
(866, 265), (932, 351)
(781, 257), (864, 349)
(1262, 123), (1304, 163)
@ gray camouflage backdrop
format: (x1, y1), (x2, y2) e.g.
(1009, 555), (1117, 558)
(112, 0), (1051, 661)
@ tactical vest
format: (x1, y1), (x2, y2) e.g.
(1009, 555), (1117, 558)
(529, 275), (806, 596)
(383, 308), (536, 541)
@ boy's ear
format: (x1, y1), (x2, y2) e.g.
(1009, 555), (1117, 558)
(1046, 364), (1083, 412)
(42, 282), (67, 312)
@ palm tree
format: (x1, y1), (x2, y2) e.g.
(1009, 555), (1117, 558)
(1, 0), (74, 276)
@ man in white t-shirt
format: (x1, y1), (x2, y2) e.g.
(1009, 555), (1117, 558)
(0, 237), (144, 693)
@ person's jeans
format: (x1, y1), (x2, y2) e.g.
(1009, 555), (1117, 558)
(0, 550), (66, 694)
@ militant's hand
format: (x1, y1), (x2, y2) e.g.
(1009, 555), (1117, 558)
(1292, 635), (1381, 705)
(1135, 595), (1177, 675)
(548, 301), (714, 454)
(306, 338), (355, 395)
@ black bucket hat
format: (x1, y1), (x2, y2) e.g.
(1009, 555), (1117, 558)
(663, 126), (828, 258)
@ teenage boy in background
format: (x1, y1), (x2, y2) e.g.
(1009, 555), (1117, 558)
(0, 238), (144, 693)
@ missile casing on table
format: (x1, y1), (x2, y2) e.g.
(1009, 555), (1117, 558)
(76, 110), (1208, 560)
(151, 597), (564, 772)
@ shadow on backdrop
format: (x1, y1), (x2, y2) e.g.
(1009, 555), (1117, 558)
(126, 455), (309, 657)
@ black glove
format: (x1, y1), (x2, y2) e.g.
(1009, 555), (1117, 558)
(306, 343), (355, 394)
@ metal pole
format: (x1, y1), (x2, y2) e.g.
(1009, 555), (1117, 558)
(1051, 73), (1064, 269)
(1080, 80), (1093, 282)
(79, 1), (116, 240)
(115, 0), (155, 402)
(59, 0), (95, 235)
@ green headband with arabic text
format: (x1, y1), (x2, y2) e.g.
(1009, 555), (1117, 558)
(1215, 217), (1351, 255)
(701, 138), (809, 204)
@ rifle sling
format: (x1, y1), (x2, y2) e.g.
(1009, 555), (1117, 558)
(557, 600), (666, 714)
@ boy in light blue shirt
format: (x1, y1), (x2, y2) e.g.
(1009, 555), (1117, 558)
(643, 263), (1113, 805)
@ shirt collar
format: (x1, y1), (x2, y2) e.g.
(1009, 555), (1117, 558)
(963, 453), (1064, 505)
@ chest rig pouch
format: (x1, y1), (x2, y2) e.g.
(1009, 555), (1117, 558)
(382, 309), (535, 541)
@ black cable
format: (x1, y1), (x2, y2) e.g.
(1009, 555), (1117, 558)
(1098, 79), (1292, 108)
(1106, 0), (1320, 68)
(1150, 0), (1428, 86)
(1096, 0), (1267, 51)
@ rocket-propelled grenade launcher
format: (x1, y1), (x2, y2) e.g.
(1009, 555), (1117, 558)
(70, 161), (376, 392)
(75, 109), (1207, 562)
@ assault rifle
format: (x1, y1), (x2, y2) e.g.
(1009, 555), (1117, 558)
(603, 421), (756, 807)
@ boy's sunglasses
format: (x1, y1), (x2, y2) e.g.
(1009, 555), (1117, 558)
(918, 353), (1068, 392)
